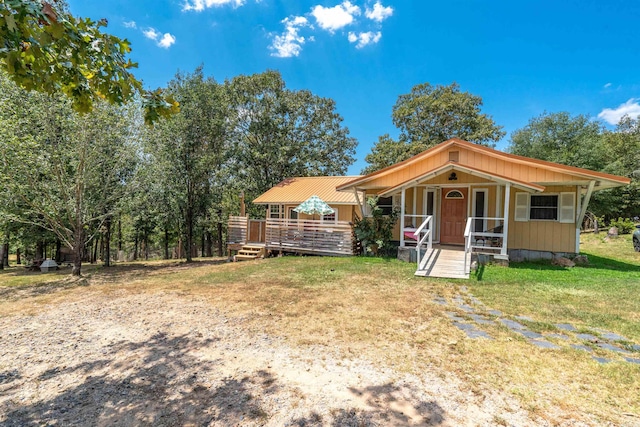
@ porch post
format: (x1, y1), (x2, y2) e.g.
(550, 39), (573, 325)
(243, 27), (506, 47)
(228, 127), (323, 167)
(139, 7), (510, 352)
(501, 183), (511, 257)
(400, 188), (406, 247)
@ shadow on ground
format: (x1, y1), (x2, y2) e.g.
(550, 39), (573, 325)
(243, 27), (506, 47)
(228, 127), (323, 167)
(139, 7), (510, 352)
(1, 331), (446, 426)
(0, 258), (228, 301)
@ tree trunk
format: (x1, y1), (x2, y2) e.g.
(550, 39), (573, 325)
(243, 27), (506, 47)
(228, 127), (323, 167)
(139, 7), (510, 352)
(205, 230), (213, 257)
(72, 228), (84, 276)
(36, 241), (44, 260)
(144, 234), (149, 260)
(55, 240), (62, 263)
(91, 237), (99, 264)
(133, 234), (138, 261)
(16, 248), (21, 265)
(43, 241), (47, 260)
(217, 220), (223, 257)
(0, 245), (4, 270)
(104, 216), (111, 267)
(164, 227), (170, 260)
(118, 217), (122, 251)
(201, 230), (205, 258)
(186, 209), (193, 263)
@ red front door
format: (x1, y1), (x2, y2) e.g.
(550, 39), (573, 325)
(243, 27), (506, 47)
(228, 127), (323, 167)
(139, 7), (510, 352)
(440, 188), (467, 245)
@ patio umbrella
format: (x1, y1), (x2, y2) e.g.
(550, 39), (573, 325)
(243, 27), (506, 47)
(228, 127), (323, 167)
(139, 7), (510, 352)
(293, 195), (335, 217)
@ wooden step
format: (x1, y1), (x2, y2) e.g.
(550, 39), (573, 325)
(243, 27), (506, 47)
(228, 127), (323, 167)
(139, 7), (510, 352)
(235, 254), (259, 261)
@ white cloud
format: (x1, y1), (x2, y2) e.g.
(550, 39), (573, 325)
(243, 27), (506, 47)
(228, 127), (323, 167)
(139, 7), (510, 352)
(598, 98), (640, 125)
(347, 31), (381, 48)
(365, 1), (393, 22)
(183, 0), (245, 12)
(143, 27), (160, 40)
(123, 20), (137, 29)
(311, 1), (360, 32)
(270, 16), (310, 58)
(158, 33), (176, 48)
(604, 82), (612, 89)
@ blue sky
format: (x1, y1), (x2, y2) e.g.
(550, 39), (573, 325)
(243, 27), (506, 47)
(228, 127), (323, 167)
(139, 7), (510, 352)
(68, 0), (640, 175)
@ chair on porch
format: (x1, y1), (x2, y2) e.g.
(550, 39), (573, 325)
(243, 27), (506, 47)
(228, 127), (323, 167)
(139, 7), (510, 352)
(475, 224), (503, 248)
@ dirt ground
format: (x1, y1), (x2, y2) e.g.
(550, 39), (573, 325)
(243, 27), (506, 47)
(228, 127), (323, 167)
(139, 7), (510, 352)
(0, 284), (596, 426)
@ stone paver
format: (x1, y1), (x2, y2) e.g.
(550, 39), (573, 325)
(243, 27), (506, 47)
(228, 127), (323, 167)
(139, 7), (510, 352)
(453, 322), (476, 331)
(571, 344), (593, 352)
(632, 344), (640, 351)
(592, 356), (611, 364)
(464, 329), (492, 339)
(445, 312), (466, 322)
(519, 330), (544, 340)
(500, 319), (527, 331)
(624, 357), (640, 365)
(433, 297), (447, 306)
(547, 333), (570, 341)
(599, 332), (627, 342)
(515, 315), (534, 322)
(597, 343), (630, 354)
(555, 323), (577, 332)
(576, 333), (599, 342)
(529, 340), (560, 350)
(457, 303), (475, 313)
(468, 314), (494, 326)
(487, 309), (502, 316)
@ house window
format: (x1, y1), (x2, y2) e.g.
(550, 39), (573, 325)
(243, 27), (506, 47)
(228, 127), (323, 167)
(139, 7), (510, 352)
(322, 212), (336, 223)
(269, 204), (283, 219)
(288, 208), (298, 220)
(445, 190), (464, 199)
(529, 195), (558, 220)
(377, 196), (394, 215)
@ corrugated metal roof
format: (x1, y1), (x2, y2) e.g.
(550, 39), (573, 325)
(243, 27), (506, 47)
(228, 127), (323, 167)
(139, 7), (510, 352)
(253, 176), (363, 205)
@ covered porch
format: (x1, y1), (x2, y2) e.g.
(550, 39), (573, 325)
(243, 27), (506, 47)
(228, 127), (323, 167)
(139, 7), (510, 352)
(359, 162), (544, 278)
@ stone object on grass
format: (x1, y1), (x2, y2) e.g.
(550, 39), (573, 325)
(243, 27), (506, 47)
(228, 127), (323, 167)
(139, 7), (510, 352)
(572, 255), (589, 265)
(552, 256), (575, 268)
(607, 227), (618, 238)
(555, 323), (577, 332)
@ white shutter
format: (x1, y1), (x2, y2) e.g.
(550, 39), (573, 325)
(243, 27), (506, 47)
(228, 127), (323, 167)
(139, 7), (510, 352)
(559, 192), (576, 223)
(514, 192), (529, 222)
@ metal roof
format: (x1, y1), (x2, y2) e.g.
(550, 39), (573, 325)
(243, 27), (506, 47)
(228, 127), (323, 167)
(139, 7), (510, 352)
(253, 176), (363, 205)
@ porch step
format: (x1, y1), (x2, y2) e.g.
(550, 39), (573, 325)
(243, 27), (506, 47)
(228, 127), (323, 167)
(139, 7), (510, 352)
(415, 248), (470, 279)
(234, 245), (266, 261)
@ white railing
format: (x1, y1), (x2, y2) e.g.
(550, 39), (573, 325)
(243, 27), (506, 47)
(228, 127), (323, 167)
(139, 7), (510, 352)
(414, 215), (433, 270)
(464, 216), (505, 273)
(401, 214), (431, 247)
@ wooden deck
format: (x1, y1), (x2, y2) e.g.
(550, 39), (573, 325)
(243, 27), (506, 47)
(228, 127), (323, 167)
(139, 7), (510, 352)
(415, 246), (470, 279)
(228, 216), (354, 257)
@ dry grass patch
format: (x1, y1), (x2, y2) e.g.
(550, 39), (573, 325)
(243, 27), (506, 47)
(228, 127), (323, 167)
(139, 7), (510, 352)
(1, 243), (639, 424)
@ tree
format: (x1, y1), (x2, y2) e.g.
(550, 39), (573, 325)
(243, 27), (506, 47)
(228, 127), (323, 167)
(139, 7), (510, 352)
(0, 74), (137, 275)
(149, 68), (228, 262)
(227, 70), (357, 202)
(509, 112), (606, 171)
(0, 0), (178, 123)
(363, 82), (504, 173)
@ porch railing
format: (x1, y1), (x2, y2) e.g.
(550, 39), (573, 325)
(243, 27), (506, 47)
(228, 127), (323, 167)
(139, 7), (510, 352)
(414, 215), (433, 270)
(463, 216), (505, 273)
(265, 218), (354, 256)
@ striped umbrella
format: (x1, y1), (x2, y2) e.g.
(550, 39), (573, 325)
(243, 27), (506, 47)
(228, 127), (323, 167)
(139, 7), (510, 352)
(293, 195), (335, 216)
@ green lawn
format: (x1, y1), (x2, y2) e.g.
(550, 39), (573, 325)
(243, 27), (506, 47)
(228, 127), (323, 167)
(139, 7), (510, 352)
(470, 232), (640, 342)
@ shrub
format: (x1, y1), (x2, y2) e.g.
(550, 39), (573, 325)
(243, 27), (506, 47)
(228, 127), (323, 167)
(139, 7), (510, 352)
(609, 217), (635, 234)
(353, 197), (399, 257)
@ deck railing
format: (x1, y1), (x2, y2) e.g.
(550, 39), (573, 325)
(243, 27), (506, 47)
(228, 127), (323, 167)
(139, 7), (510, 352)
(265, 218), (354, 256)
(228, 216), (248, 246)
(463, 216), (505, 273)
(414, 215), (433, 270)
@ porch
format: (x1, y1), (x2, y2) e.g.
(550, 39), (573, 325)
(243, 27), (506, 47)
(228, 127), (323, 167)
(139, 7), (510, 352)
(227, 216), (355, 257)
(407, 215), (507, 279)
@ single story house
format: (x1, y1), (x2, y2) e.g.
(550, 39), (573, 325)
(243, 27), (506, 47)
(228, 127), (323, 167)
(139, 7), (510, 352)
(336, 138), (630, 264)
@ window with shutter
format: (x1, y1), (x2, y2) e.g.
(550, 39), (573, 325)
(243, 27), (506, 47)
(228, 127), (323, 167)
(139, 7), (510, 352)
(559, 192), (576, 223)
(514, 193), (529, 222)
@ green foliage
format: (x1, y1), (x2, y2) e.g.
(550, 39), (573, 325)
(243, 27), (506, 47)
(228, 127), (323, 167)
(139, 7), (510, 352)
(363, 82), (504, 173)
(353, 197), (399, 256)
(509, 112), (605, 170)
(226, 70), (357, 203)
(608, 217), (636, 234)
(509, 112), (640, 219)
(0, 0), (178, 123)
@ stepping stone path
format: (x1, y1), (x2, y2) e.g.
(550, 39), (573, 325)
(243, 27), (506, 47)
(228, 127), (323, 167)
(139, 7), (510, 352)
(435, 292), (640, 364)
(555, 323), (578, 332)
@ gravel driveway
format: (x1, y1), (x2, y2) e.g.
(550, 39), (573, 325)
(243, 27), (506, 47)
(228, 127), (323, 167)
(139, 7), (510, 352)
(0, 288), (572, 426)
